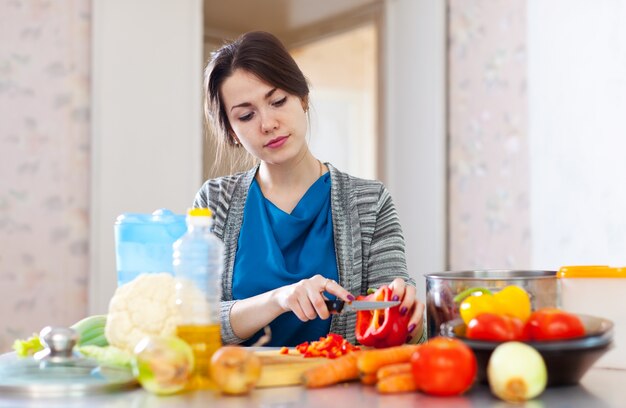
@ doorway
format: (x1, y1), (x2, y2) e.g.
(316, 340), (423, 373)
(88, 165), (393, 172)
(202, 1), (382, 180)
(291, 23), (378, 180)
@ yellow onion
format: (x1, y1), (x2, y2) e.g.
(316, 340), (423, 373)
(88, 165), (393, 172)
(210, 346), (262, 395)
(487, 341), (547, 402)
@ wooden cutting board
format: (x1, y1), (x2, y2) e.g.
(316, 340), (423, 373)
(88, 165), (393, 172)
(254, 349), (328, 388)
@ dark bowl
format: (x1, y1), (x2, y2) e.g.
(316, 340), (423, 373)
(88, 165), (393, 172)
(440, 314), (614, 386)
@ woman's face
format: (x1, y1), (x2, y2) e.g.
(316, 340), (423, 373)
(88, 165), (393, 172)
(220, 69), (309, 166)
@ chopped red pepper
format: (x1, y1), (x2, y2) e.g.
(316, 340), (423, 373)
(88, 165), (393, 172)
(279, 346), (289, 355)
(355, 285), (410, 348)
(295, 333), (360, 359)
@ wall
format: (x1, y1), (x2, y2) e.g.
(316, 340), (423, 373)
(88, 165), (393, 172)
(0, 0), (205, 352)
(447, 0), (626, 271)
(448, 0), (530, 269)
(528, 0), (626, 268)
(89, 0), (204, 314)
(0, 0), (91, 352)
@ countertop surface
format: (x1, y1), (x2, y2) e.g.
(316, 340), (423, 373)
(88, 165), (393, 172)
(0, 349), (624, 408)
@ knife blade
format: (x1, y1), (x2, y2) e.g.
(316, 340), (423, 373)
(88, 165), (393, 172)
(324, 299), (401, 314)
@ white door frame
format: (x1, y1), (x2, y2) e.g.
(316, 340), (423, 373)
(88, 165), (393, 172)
(384, 0), (447, 300)
(89, 0), (204, 313)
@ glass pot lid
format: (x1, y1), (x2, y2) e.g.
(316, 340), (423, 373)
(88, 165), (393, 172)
(0, 326), (138, 397)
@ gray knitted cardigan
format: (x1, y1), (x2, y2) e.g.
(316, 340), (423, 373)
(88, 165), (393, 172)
(193, 163), (415, 345)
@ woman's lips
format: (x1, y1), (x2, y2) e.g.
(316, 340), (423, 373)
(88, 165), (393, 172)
(265, 136), (288, 149)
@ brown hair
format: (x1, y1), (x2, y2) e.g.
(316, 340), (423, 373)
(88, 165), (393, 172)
(204, 31), (310, 172)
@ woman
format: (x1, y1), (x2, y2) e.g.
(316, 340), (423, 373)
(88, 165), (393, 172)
(194, 31), (425, 347)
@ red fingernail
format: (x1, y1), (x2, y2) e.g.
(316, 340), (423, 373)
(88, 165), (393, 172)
(347, 294), (356, 301)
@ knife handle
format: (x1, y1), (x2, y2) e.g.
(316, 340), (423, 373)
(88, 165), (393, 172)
(324, 299), (345, 314)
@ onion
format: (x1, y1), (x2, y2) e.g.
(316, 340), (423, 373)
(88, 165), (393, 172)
(209, 346), (262, 395)
(487, 341), (547, 402)
(131, 336), (194, 395)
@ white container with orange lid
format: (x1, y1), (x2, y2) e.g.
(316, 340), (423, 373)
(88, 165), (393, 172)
(558, 265), (625, 369)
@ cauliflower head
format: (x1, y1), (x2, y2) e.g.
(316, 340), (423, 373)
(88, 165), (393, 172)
(106, 273), (203, 352)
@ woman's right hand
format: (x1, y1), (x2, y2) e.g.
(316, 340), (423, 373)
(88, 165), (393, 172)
(273, 274), (355, 321)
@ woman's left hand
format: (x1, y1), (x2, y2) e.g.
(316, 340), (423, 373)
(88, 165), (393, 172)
(388, 278), (425, 343)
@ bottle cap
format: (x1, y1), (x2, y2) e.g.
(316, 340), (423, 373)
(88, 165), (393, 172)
(187, 208), (212, 217)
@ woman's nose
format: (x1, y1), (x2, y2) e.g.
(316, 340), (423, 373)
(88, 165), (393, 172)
(261, 113), (279, 134)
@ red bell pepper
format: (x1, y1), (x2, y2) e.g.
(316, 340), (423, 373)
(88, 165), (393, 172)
(355, 285), (410, 348)
(294, 333), (360, 359)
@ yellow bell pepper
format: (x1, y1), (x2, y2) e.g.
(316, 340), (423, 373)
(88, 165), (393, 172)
(493, 285), (532, 322)
(458, 285), (532, 324)
(459, 291), (496, 324)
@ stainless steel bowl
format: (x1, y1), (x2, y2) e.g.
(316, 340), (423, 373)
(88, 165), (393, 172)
(424, 270), (558, 339)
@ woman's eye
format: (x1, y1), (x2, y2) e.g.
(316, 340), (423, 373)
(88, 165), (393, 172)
(272, 97), (287, 107)
(239, 112), (254, 122)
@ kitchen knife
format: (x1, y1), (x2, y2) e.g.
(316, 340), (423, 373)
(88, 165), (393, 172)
(324, 299), (400, 314)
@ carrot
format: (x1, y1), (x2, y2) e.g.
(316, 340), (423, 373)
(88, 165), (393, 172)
(357, 345), (420, 374)
(301, 351), (361, 388)
(360, 372), (378, 385)
(376, 362), (412, 381)
(376, 372), (418, 394)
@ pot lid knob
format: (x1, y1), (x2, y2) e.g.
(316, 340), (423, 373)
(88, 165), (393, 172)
(35, 326), (79, 365)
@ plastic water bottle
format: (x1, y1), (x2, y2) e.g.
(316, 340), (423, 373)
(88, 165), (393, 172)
(173, 208), (223, 390)
(114, 209), (186, 286)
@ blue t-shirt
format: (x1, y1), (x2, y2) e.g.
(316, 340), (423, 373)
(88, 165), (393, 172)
(232, 173), (339, 346)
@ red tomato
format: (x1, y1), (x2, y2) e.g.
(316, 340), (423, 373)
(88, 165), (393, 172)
(524, 308), (585, 341)
(465, 313), (527, 341)
(410, 337), (477, 396)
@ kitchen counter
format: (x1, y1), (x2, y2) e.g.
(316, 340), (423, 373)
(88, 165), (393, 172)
(0, 364), (624, 408)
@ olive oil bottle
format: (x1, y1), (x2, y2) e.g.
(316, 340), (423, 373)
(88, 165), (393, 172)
(173, 208), (224, 390)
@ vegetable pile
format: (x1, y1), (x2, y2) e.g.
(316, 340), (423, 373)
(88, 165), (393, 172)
(302, 338), (477, 396)
(300, 284), (590, 404)
(9, 277), (589, 402)
(459, 285), (531, 323)
(300, 332), (548, 403)
(459, 285), (585, 342)
(11, 273), (204, 396)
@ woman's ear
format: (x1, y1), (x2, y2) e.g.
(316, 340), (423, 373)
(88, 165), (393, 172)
(228, 129), (240, 146)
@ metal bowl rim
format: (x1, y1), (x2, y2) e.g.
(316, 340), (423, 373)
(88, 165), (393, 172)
(424, 270), (557, 280)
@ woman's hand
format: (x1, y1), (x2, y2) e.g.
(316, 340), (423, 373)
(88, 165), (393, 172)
(388, 278), (425, 343)
(273, 274), (355, 321)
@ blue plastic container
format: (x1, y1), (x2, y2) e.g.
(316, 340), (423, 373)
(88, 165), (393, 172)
(114, 208), (187, 286)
